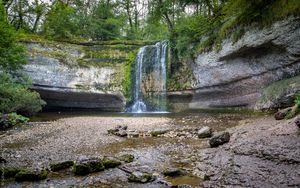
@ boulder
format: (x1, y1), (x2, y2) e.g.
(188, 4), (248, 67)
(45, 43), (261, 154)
(50, 161), (74, 172)
(274, 108), (291, 120)
(197, 126), (212, 138)
(128, 171), (155, 183)
(150, 128), (171, 137)
(73, 158), (104, 176)
(15, 169), (48, 182)
(209, 131), (230, 147)
(108, 125), (129, 137)
(115, 130), (128, 137)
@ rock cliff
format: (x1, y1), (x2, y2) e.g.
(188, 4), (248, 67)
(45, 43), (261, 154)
(178, 16), (300, 110)
(22, 41), (140, 111)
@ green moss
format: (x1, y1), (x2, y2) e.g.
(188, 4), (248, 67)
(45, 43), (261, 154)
(88, 161), (105, 172)
(75, 84), (91, 91)
(73, 164), (90, 176)
(50, 161), (74, 172)
(102, 157), (122, 168)
(14, 169), (48, 182)
(122, 50), (138, 102)
(259, 75), (300, 104)
(118, 154), (134, 163)
(73, 160), (104, 176)
(3, 167), (22, 178)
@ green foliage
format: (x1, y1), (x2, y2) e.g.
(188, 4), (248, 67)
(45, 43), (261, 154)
(0, 10), (26, 70)
(175, 15), (214, 56)
(88, 2), (124, 40)
(43, 2), (77, 39)
(0, 112), (29, 130)
(0, 73), (46, 116)
(175, 0), (300, 57)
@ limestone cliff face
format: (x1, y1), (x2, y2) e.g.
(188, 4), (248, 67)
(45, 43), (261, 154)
(22, 41), (139, 111)
(182, 16), (300, 110)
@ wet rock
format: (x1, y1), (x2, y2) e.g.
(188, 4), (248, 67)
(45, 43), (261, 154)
(15, 169), (48, 182)
(73, 158), (104, 176)
(151, 128), (171, 137)
(128, 171), (155, 183)
(197, 126), (212, 138)
(108, 126), (129, 137)
(118, 154), (135, 163)
(107, 128), (119, 135)
(128, 131), (139, 138)
(295, 116), (300, 128)
(0, 156), (7, 163)
(118, 125), (128, 130)
(3, 167), (22, 178)
(162, 168), (186, 177)
(115, 130), (128, 137)
(102, 157), (121, 168)
(209, 131), (230, 147)
(50, 161), (74, 172)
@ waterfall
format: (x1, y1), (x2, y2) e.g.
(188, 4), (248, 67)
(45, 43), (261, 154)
(128, 41), (168, 113)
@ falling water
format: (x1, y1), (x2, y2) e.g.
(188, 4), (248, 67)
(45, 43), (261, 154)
(128, 41), (168, 113)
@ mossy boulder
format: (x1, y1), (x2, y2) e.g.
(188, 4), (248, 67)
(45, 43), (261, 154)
(118, 154), (134, 163)
(73, 163), (91, 176)
(73, 158), (104, 176)
(102, 157), (121, 168)
(128, 171), (155, 183)
(150, 128), (170, 137)
(15, 169), (48, 182)
(3, 167), (22, 178)
(50, 161), (74, 172)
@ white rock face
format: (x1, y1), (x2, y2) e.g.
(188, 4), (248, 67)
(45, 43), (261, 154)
(22, 42), (126, 111)
(190, 16), (300, 109)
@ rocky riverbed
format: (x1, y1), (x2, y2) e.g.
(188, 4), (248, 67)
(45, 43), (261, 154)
(1, 112), (299, 187)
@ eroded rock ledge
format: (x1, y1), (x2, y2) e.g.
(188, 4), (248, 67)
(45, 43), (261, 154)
(172, 16), (300, 110)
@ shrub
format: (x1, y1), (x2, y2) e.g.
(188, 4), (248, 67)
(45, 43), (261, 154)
(0, 73), (46, 116)
(0, 113), (29, 130)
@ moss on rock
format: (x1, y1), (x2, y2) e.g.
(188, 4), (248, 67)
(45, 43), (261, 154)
(73, 163), (90, 176)
(14, 169), (48, 182)
(73, 159), (104, 176)
(50, 161), (74, 172)
(3, 167), (22, 178)
(118, 154), (134, 163)
(102, 157), (121, 168)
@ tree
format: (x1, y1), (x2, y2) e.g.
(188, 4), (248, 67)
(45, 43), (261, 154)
(29, 0), (47, 33)
(43, 1), (77, 39)
(0, 0), (26, 71)
(89, 0), (124, 40)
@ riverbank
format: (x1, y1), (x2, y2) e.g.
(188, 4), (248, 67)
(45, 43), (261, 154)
(1, 113), (299, 187)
